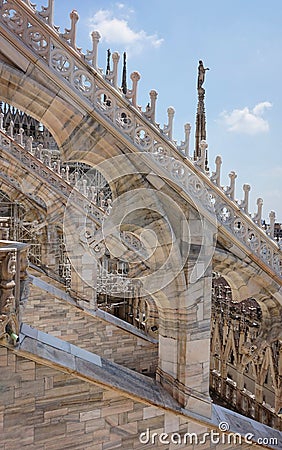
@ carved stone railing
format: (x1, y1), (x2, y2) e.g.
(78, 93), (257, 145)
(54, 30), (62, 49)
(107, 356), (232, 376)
(0, 113), (112, 207)
(210, 371), (282, 431)
(0, 127), (104, 226)
(0, 128), (148, 295)
(0, 0), (281, 279)
(0, 126), (151, 262)
(0, 240), (29, 344)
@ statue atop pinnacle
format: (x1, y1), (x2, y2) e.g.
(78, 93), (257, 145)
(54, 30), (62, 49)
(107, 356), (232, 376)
(197, 60), (209, 91)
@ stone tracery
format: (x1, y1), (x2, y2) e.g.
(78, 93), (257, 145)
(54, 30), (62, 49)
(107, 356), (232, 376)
(0, 0), (281, 438)
(211, 273), (282, 429)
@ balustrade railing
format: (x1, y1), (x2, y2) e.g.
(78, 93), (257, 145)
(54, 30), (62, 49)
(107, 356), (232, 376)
(0, 127), (105, 225)
(0, 126), (145, 297)
(210, 371), (282, 430)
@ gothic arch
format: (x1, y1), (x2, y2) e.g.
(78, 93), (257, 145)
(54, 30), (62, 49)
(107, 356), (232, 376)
(0, 57), (215, 408)
(0, 59), (83, 148)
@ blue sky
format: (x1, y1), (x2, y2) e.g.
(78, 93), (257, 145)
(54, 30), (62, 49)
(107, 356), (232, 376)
(37, 0), (281, 221)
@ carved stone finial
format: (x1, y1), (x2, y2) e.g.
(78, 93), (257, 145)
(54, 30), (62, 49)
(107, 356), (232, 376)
(82, 179), (88, 197)
(269, 211), (276, 239)
(57, 159), (61, 175)
(61, 10), (80, 52)
(253, 198), (263, 227)
(18, 128), (24, 146)
(26, 136), (33, 153)
(210, 155), (222, 187)
(37, 143), (43, 160)
(125, 72), (141, 107)
(130, 71), (141, 82)
(195, 139), (208, 171)
(85, 31), (101, 69)
(65, 165), (70, 183)
(143, 90), (158, 125)
(8, 120), (14, 139)
(177, 123), (191, 157)
(112, 52), (120, 88)
(38, 0), (55, 27)
(163, 107), (175, 140)
(240, 184), (251, 215)
(70, 10), (79, 38)
(149, 90), (158, 124)
(105, 52), (120, 88)
(225, 171), (237, 200)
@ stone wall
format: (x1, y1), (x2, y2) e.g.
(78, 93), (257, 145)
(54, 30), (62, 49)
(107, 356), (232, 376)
(0, 347), (268, 450)
(22, 283), (158, 376)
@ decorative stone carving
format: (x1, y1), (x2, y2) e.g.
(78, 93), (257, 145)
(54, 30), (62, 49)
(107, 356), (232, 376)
(0, 249), (18, 343)
(85, 31), (101, 70)
(143, 90), (158, 125)
(195, 139), (208, 171)
(239, 184), (251, 215)
(225, 171), (237, 201)
(105, 52), (120, 89)
(60, 9), (80, 52)
(125, 72), (140, 108)
(0, 128), (105, 224)
(253, 198), (263, 227)
(163, 107), (175, 140)
(177, 123), (191, 157)
(0, 0), (281, 281)
(211, 275), (282, 426)
(37, 0), (55, 27)
(210, 155), (222, 187)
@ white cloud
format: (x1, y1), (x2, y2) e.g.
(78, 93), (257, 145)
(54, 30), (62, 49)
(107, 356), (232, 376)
(89, 9), (163, 55)
(220, 101), (272, 135)
(252, 101), (272, 116)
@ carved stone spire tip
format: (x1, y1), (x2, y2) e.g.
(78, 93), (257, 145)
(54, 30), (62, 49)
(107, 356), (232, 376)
(121, 52), (127, 94)
(195, 60), (209, 167)
(197, 60), (209, 91)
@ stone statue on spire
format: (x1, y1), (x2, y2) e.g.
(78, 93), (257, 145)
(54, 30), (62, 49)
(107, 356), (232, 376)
(197, 60), (209, 90)
(194, 60), (209, 169)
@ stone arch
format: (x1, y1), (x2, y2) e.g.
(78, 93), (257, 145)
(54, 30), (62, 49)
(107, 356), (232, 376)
(213, 249), (282, 348)
(0, 58), (209, 303)
(213, 248), (282, 301)
(0, 59), (83, 149)
(62, 160), (113, 209)
(211, 253), (282, 422)
(0, 57), (215, 410)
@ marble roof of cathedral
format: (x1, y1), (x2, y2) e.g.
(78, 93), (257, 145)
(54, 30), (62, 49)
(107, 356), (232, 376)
(10, 322), (281, 449)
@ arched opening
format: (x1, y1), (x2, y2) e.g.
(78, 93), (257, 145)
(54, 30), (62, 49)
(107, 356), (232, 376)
(96, 249), (159, 338)
(210, 272), (282, 429)
(0, 101), (160, 338)
(62, 161), (112, 211)
(0, 68), (212, 404)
